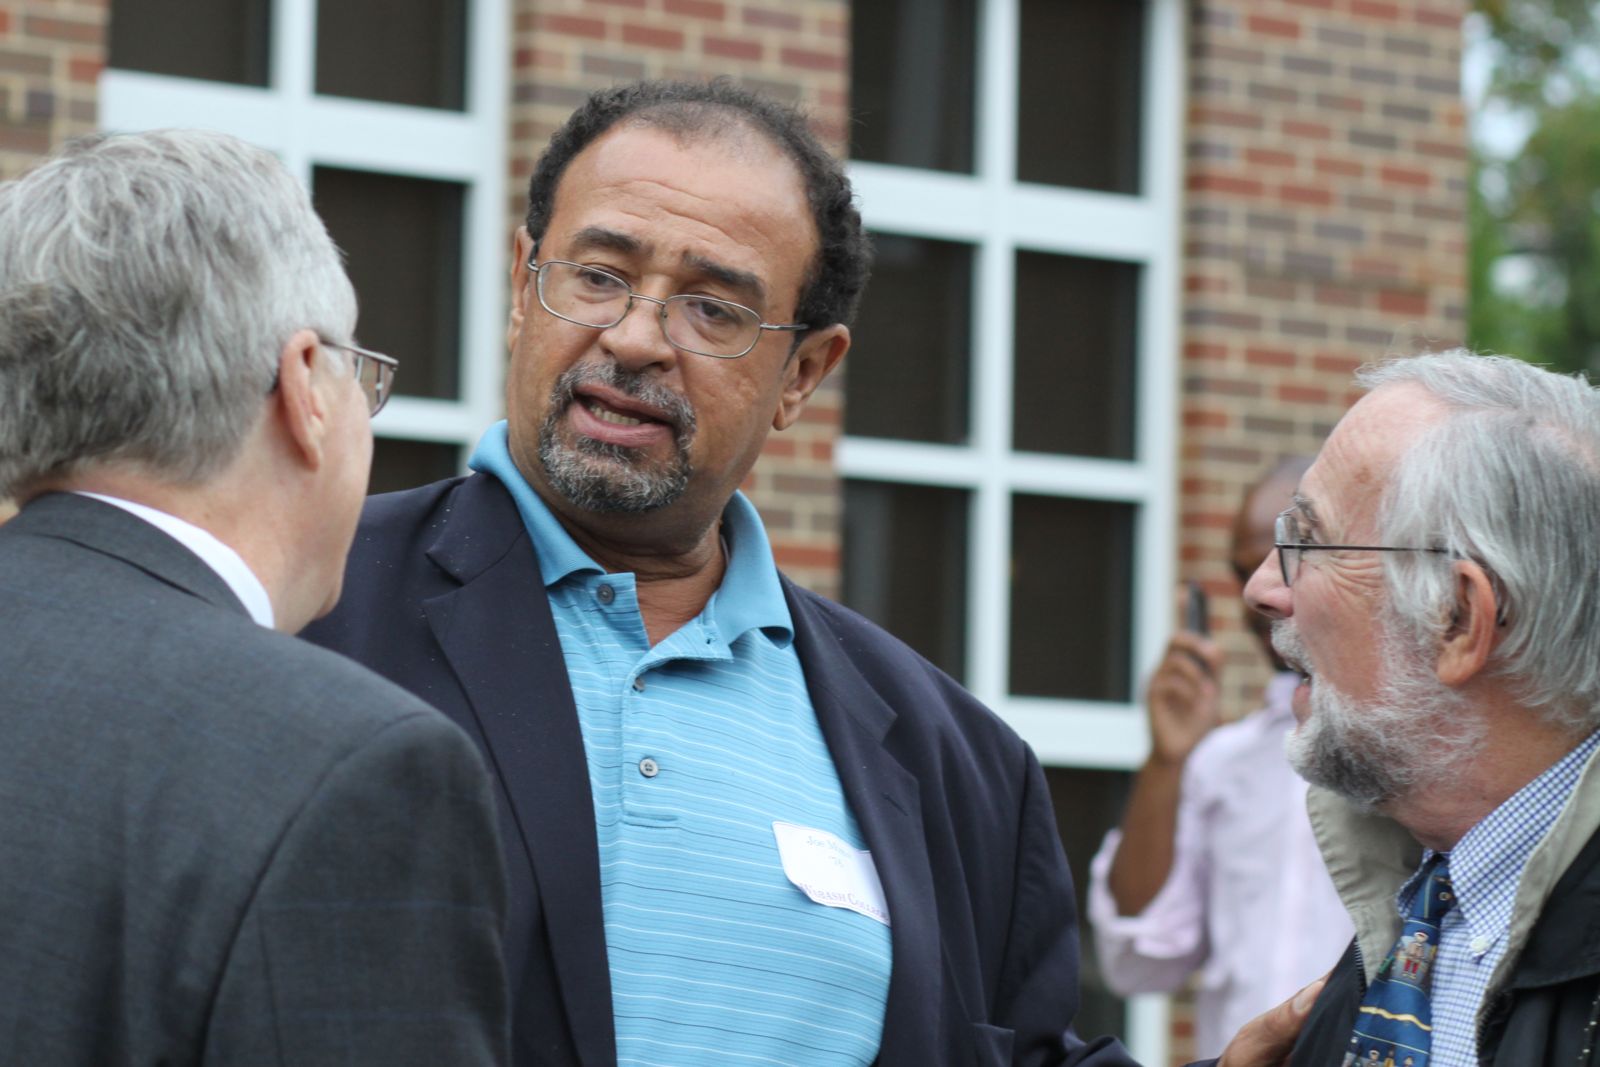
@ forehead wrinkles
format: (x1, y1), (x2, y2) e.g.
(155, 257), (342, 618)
(1305, 384), (1444, 539)
(602, 177), (793, 261)
(549, 128), (815, 307)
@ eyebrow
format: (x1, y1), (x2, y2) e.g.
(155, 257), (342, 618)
(563, 226), (772, 310)
(563, 223), (774, 310)
(1290, 491), (1322, 530)
(682, 252), (767, 308)
(568, 226), (642, 257)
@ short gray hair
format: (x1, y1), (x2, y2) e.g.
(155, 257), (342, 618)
(1358, 351), (1600, 728)
(0, 129), (356, 496)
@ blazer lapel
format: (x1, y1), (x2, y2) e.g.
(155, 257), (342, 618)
(784, 582), (941, 1066)
(420, 475), (614, 1067)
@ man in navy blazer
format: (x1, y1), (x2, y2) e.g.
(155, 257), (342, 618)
(306, 81), (1304, 1067)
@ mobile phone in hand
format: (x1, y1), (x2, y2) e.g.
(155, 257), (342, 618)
(1184, 580), (1210, 637)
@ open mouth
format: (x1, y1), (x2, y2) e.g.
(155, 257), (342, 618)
(583, 398), (650, 427)
(543, 359), (698, 463)
(565, 384), (683, 448)
(1270, 622), (1314, 686)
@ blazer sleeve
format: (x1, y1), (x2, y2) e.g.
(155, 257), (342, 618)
(1000, 748), (1141, 1067)
(203, 712), (510, 1067)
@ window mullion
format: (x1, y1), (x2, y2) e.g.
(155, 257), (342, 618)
(272, 0), (316, 182)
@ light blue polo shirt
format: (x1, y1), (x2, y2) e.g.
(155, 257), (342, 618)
(471, 422), (892, 1066)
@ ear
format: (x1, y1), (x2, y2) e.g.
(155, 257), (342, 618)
(1436, 559), (1499, 688)
(273, 329), (332, 472)
(507, 227), (536, 353)
(773, 324), (849, 431)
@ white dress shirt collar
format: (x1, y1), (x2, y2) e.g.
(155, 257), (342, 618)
(75, 492), (275, 629)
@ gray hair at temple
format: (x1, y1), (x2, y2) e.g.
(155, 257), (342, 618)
(0, 129), (356, 499)
(1359, 351), (1600, 729)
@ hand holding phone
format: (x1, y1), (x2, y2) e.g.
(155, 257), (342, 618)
(1184, 580), (1210, 637)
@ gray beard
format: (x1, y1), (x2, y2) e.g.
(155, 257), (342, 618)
(537, 360), (696, 514)
(1274, 619), (1482, 811)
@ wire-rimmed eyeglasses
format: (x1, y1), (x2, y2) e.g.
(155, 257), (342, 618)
(529, 258), (808, 359)
(1273, 508), (1447, 587)
(321, 339), (398, 416)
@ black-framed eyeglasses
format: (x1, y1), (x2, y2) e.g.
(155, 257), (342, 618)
(1274, 508), (1447, 587)
(528, 258), (808, 359)
(321, 339), (398, 416)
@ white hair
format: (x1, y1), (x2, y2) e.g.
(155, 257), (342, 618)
(1357, 351), (1600, 729)
(0, 129), (356, 496)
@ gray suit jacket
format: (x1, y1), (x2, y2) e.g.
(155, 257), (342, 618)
(0, 493), (510, 1066)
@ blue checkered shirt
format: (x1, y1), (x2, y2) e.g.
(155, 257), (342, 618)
(1398, 728), (1600, 1065)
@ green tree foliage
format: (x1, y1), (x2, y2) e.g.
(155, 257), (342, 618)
(1468, 0), (1600, 374)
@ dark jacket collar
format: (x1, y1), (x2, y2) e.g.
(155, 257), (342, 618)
(418, 474), (616, 1067)
(8, 492), (247, 618)
(1507, 821), (1600, 989)
(782, 579), (942, 1065)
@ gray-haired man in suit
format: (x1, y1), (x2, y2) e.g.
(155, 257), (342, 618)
(0, 130), (509, 1066)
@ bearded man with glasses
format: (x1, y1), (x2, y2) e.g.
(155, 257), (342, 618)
(1088, 456), (1355, 1060)
(305, 80), (1309, 1067)
(1243, 351), (1600, 1067)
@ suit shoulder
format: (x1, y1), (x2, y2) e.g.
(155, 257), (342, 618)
(785, 580), (946, 675)
(785, 581), (1028, 758)
(352, 474), (471, 546)
(321, 475), (476, 628)
(196, 613), (447, 738)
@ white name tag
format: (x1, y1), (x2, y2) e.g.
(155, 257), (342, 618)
(772, 821), (891, 927)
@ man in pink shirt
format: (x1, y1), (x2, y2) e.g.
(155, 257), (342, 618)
(1088, 458), (1352, 1057)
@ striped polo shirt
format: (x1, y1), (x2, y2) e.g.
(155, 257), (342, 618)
(471, 422), (892, 1066)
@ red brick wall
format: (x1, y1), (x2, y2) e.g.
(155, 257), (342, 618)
(0, 0), (102, 515)
(0, 0), (102, 179)
(508, 0), (849, 595)
(1179, 0), (1468, 716)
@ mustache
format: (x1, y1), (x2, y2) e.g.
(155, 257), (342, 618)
(1271, 619), (1310, 675)
(552, 359), (697, 440)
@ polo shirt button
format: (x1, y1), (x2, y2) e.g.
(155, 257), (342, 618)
(638, 757), (660, 778)
(632, 676), (646, 692)
(596, 584), (615, 605)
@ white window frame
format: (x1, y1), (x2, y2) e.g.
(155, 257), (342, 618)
(842, 1), (1184, 1059)
(100, 0), (509, 461)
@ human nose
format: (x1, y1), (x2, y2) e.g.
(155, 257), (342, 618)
(1243, 550), (1292, 621)
(600, 292), (679, 372)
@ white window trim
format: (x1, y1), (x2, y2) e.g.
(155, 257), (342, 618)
(843, 3), (1184, 1057)
(100, 0), (509, 461)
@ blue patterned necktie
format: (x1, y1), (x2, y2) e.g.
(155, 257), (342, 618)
(1345, 856), (1454, 1067)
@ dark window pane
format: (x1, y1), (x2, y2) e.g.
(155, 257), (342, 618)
(109, 0), (270, 85)
(842, 480), (968, 681)
(314, 167), (463, 401)
(1017, 0), (1145, 193)
(1043, 765), (1133, 1041)
(1013, 251), (1139, 459)
(369, 437), (459, 495)
(1009, 494), (1134, 701)
(316, 0), (467, 110)
(845, 234), (972, 444)
(850, 0), (977, 172)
